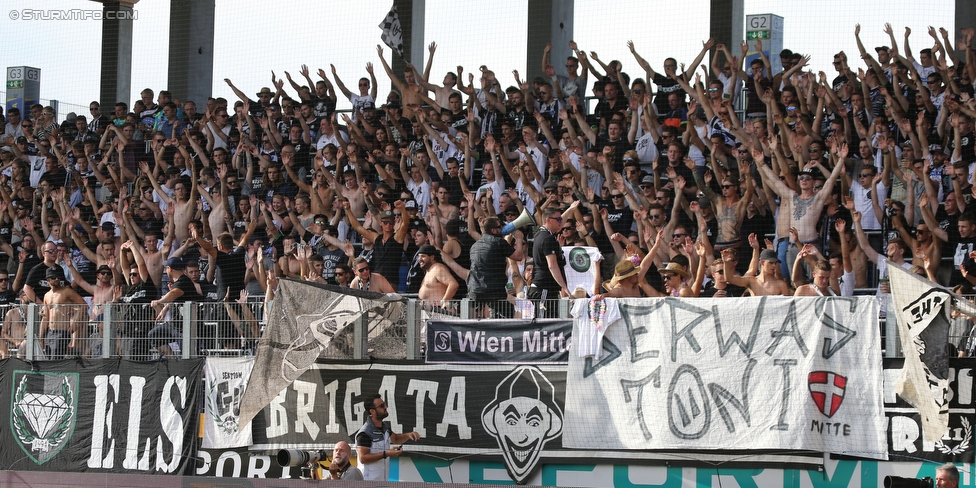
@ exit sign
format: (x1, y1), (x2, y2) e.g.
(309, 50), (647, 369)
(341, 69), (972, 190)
(746, 30), (770, 40)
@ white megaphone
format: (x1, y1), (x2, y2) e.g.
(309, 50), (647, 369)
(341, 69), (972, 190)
(502, 208), (536, 235)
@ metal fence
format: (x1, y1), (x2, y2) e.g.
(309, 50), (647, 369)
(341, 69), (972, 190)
(0, 296), (959, 362)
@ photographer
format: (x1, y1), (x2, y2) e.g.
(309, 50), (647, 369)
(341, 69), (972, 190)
(326, 441), (362, 481)
(935, 463), (958, 488)
(355, 394), (421, 481)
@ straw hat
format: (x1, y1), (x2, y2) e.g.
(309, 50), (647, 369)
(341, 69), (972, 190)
(657, 262), (690, 280)
(603, 260), (641, 291)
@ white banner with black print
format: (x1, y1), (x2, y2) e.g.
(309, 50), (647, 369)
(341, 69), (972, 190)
(563, 296), (888, 458)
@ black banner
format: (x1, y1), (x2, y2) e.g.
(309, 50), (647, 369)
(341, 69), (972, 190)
(195, 448), (293, 479)
(250, 362), (823, 483)
(0, 358), (204, 474)
(884, 357), (976, 463)
(426, 319), (572, 363)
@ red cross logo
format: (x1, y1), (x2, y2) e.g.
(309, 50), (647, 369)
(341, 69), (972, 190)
(808, 371), (847, 418)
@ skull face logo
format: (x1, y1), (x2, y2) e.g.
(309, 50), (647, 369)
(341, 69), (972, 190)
(481, 366), (563, 484)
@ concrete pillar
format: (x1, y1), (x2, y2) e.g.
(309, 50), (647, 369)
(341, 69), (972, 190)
(168, 0), (215, 107)
(94, 0), (136, 109)
(957, 0), (976, 60)
(526, 0), (574, 83)
(390, 0), (425, 93)
(709, 0), (744, 76)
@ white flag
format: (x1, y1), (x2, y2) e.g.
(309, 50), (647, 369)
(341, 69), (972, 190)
(203, 357), (254, 448)
(378, 4), (404, 58)
(888, 264), (952, 443)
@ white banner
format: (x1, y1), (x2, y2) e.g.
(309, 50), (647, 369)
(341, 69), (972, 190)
(888, 265), (952, 443)
(204, 357), (254, 449)
(563, 296), (887, 458)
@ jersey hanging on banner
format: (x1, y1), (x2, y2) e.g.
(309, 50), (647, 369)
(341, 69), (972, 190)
(562, 246), (601, 294)
(204, 357), (254, 449)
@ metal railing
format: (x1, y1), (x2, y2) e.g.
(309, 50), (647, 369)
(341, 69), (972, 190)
(0, 295), (949, 362)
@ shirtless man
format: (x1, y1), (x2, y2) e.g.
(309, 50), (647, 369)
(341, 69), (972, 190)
(137, 231), (166, 292)
(416, 245), (458, 308)
(410, 65), (459, 110)
(349, 257), (395, 293)
(330, 170), (367, 219)
(695, 158), (753, 248)
(38, 266), (88, 359)
(276, 234), (303, 279)
(432, 186), (459, 224)
(377, 45), (423, 119)
(1, 292), (27, 358)
(723, 248), (791, 296)
(65, 261), (117, 322)
(756, 142), (846, 277)
(141, 158), (197, 243)
(794, 259), (834, 296)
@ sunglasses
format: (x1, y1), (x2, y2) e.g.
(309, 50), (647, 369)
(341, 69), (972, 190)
(721, 184), (736, 189)
(98, 271), (112, 276)
(611, 194), (625, 198)
(672, 234), (688, 239)
(356, 267), (370, 273)
(859, 173), (874, 178)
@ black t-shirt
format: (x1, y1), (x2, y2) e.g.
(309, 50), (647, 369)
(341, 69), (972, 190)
(121, 277), (159, 304)
(595, 137), (635, 173)
(951, 236), (976, 286)
(532, 228), (565, 291)
(214, 247), (247, 299)
(371, 234), (403, 289)
(173, 275), (203, 302)
(936, 206), (961, 256)
(652, 73), (683, 115)
(605, 206), (635, 235)
(700, 282), (747, 298)
(25, 263), (55, 302)
(467, 233), (515, 298)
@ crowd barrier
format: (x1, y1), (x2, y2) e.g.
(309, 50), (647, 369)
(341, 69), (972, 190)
(0, 294), (946, 362)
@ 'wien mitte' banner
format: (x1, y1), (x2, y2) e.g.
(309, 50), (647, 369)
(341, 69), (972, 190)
(426, 318), (572, 363)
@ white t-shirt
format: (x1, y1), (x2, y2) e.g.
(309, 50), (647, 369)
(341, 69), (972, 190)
(27, 155), (47, 186)
(562, 246), (602, 294)
(572, 297), (622, 359)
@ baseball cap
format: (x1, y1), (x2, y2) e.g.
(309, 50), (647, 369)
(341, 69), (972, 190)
(163, 257), (186, 270)
(760, 249), (781, 263)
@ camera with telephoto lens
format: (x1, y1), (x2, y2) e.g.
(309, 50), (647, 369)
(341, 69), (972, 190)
(276, 449), (327, 467)
(884, 476), (933, 488)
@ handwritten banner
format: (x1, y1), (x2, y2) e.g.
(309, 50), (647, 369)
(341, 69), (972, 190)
(562, 296), (887, 458)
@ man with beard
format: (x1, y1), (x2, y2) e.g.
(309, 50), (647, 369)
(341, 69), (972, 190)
(355, 394), (421, 481)
(38, 266), (87, 359)
(326, 441), (363, 480)
(416, 245), (458, 309)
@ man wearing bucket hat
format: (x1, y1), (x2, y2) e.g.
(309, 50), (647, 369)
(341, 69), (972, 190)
(594, 260), (656, 299)
(721, 248), (791, 296)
